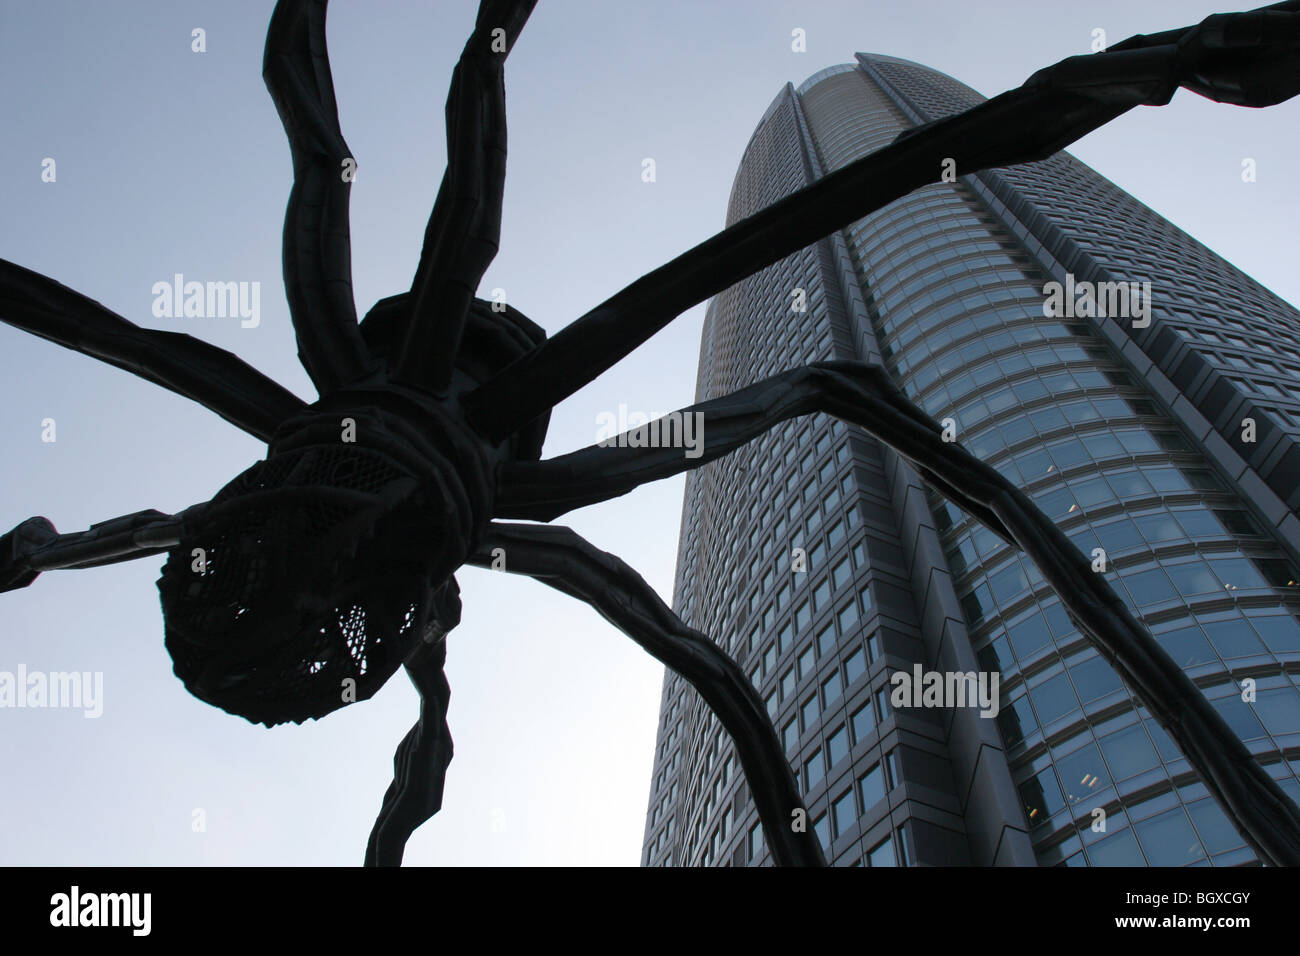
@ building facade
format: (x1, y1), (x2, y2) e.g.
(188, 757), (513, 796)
(639, 56), (1300, 867)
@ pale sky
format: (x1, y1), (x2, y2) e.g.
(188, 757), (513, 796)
(1, 0), (1296, 865)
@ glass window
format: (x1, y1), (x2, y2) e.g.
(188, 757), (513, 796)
(802, 695), (820, 728)
(798, 646), (816, 679)
(814, 814), (830, 851)
(783, 717), (799, 753)
(805, 750), (825, 789)
(1251, 614), (1300, 653)
(851, 702), (875, 742)
(1210, 694), (1266, 741)
(1069, 655), (1125, 703)
(1155, 624), (1217, 667)
(876, 685), (892, 721)
(828, 725), (849, 767)
(776, 584), (790, 611)
(1166, 561), (1221, 596)
(822, 670), (843, 705)
(838, 601), (860, 632)
(1134, 808), (1205, 866)
(997, 693), (1038, 748)
(867, 835), (896, 867)
(1087, 827), (1145, 866)
(1210, 556), (1268, 591)
(1008, 612), (1052, 658)
(1030, 672), (1078, 725)
(1186, 797), (1244, 856)
(817, 622), (836, 656)
(1253, 687), (1300, 736)
(1019, 767), (1065, 827)
(1099, 723), (1160, 781)
(832, 788), (856, 837)
(845, 648), (867, 685)
(1203, 619), (1266, 659)
(832, 558), (852, 588)
(859, 763), (886, 810)
(1121, 567), (1177, 606)
(1056, 741), (1109, 807)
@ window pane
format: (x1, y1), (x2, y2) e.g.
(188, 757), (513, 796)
(805, 749), (824, 789)
(1134, 808), (1206, 866)
(833, 789), (857, 837)
(1099, 723), (1160, 781)
(867, 835), (896, 867)
(852, 702), (876, 741)
(828, 725), (849, 767)
(859, 764), (886, 810)
(1055, 742), (1110, 807)
(1087, 827), (1145, 866)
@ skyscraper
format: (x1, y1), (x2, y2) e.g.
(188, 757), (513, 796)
(640, 55), (1300, 867)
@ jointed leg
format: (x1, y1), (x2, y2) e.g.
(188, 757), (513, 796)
(462, 2), (1300, 441)
(264, 0), (376, 393)
(0, 259), (305, 442)
(467, 522), (826, 867)
(365, 636), (455, 867)
(394, 0), (538, 391)
(494, 360), (1300, 865)
(1, 505), (207, 592)
(496, 361), (1014, 544)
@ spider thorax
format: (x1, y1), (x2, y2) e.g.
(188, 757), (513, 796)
(157, 391), (492, 727)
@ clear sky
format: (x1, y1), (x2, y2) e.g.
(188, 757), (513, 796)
(1, 0), (1297, 865)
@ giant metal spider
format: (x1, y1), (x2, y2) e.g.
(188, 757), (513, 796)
(3, 0), (1300, 866)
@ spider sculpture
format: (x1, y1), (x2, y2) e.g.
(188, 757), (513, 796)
(3, 0), (1300, 867)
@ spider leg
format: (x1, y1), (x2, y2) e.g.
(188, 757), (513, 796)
(0, 259), (305, 442)
(497, 362), (1014, 545)
(263, 0), (377, 394)
(495, 360), (1300, 866)
(461, 2), (1300, 442)
(365, 636), (454, 867)
(466, 521), (826, 867)
(0, 505), (205, 593)
(392, 0), (537, 392)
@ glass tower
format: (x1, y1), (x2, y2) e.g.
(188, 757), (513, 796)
(640, 56), (1300, 867)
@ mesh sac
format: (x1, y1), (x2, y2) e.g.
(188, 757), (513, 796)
(158, 443), (445, 726)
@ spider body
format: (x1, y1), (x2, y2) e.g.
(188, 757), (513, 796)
(157, 294), (551, 728)
(5, 0), (1300, 867)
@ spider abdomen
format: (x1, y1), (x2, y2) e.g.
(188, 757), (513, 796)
(157, 398), (486, 726)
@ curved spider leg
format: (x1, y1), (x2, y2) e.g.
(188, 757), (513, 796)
(263, 0), (377, 394)
(0, 259), (304, 442)
(466, 522), (827, 867)
(497, 362), (1014, 545)
(493, 360), (1300, 866)
(365, 635), (454, 867)
(392, 0), (537, 392)
(461, 1), (1300, 442)
(0, 505), (205, 593)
